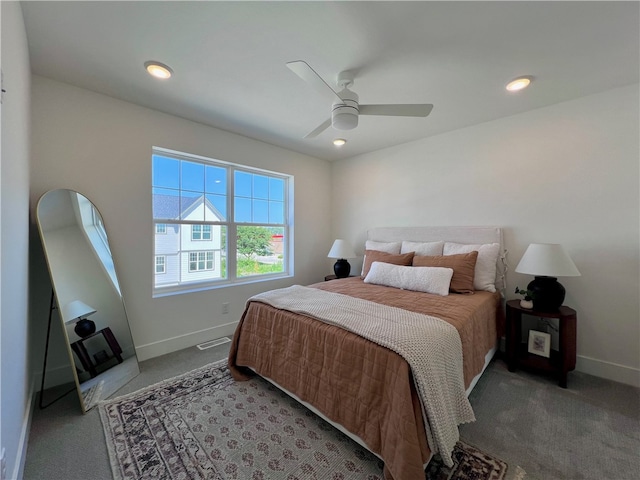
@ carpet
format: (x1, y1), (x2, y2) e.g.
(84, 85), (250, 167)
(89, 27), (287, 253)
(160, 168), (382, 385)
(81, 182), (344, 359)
(100, 360), (523, 480)
(82, 380), (104, 411)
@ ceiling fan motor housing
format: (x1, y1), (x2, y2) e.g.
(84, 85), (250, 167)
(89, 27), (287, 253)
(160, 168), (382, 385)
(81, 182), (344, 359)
(332, 88), (359, 130)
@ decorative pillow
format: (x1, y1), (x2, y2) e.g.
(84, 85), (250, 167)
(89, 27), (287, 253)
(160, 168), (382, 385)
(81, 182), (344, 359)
(400, 240), (444, 256)
(443, 242), (500, 293)
(412, 251), (478, 294)
(364, 261), (453, 296)
(361, 250), (415, 278)
(365, 240), (401, 254)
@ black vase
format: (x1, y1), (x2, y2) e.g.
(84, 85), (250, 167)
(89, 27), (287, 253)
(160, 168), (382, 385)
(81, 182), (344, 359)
(74, 318), (96, 338)
(333, 259), (351, 278)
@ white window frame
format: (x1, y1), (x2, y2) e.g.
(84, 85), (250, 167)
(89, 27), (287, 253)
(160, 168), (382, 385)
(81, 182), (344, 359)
(91, 204), (111, 255)
(74, 194), (121, 295)
(152, 147), (293, 296)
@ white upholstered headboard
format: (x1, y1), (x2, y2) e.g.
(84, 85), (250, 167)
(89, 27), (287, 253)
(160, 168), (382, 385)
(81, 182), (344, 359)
(367, 226), (507, 295)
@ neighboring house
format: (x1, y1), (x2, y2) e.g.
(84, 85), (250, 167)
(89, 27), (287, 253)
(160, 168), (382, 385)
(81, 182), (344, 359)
(153, 194), (223, 287)
(270, 234), (284, 255)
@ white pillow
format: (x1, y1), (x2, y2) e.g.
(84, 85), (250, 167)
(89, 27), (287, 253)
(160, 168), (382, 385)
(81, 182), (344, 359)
(365, 240), (401, 254)
(364, 261), (453, 296)
(401, 240), (444, 256)
(362, 241), (402, 275)
(443, 242), (500, 293)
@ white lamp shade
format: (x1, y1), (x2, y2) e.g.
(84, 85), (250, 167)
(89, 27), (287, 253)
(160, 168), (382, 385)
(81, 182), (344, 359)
(62, 300), (97, 324)
(327, 239), (356, 259)
(515, 243), (581, 277)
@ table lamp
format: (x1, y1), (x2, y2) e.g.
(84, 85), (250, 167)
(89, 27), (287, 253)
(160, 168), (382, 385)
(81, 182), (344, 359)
(515, 243), (581, 311)
(327, 239), (357, 278)
(62, 300), (97, 338)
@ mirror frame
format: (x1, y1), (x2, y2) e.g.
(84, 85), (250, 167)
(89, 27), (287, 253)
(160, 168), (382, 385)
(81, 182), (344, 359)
(36, 189), (139, 413)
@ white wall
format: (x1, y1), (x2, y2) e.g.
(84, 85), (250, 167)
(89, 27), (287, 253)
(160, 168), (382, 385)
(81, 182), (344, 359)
(30, 76), (332, 364)
(1, 2), (32, 479)
(331, 84), (640, 386)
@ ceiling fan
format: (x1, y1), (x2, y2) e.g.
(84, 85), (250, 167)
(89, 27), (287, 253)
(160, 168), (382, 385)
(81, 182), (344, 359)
(286, 60), (433, 138)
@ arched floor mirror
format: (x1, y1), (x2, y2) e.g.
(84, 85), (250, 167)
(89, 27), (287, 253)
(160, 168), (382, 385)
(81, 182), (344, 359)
(37, 189), (139, 412)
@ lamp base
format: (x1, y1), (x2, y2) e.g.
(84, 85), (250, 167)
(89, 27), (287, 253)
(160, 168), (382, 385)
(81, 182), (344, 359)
(528, 276), (566, 312)
(74, 318), (96, 338)
(333, 259), (351, 278)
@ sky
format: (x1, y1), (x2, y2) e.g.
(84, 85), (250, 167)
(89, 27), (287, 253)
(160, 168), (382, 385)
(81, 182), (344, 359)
(152, 154), (284, 224)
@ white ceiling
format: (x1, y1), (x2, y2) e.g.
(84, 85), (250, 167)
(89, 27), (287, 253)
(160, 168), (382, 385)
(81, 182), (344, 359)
(21, 1), (639, 161)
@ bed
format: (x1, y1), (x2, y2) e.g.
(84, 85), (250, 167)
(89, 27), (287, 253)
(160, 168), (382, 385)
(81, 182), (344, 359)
(229, 226), (506, 480)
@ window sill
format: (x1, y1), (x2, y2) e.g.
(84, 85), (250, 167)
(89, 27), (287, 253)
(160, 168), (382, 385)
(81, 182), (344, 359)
(152, 272), (293, 298)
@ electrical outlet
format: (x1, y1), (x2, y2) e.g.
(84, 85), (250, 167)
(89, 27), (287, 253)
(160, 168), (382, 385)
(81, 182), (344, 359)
(1, 446), (7, 480)
(221, 302), (229, 314)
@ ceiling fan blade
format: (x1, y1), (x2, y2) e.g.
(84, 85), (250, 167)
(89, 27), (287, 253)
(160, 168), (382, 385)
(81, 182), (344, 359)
(287, 60), (344, 104)
(304, 118), (332, 139)
(359, 104), (434, 117)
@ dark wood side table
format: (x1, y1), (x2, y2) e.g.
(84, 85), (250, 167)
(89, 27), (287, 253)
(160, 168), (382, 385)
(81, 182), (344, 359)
(505, 300), (577, 388)
(70, 327), (123, 378)
(324, 274), (357, 281)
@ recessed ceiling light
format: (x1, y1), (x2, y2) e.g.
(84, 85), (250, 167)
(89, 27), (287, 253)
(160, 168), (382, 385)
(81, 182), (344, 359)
(333, 138), (347, 147)
(145, 61), (173, 79)
(506, 76), (532, 92)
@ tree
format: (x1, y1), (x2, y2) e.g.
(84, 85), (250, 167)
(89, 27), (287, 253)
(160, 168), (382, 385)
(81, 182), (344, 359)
(237, 226), (272, 260)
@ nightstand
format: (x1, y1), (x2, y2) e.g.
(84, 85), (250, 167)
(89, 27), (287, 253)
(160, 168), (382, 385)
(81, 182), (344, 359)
(505, 300), (577, 388)
(324, 275), (356, 281)
(70, 327), (123, 378)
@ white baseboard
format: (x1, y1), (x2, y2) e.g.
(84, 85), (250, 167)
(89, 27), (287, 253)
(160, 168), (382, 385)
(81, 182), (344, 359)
(33, 328), (237, 388)
(135, 321), (238, 361)
(576, 355), (640, 387)
(33, 345), (136, 392)
(12, 380), (36, 480)
(498, 336), (638, 387)
(120, 328), (640, 386)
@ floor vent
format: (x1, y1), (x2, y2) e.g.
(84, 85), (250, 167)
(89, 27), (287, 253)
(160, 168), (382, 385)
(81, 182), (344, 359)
(197, 337), (231, 350)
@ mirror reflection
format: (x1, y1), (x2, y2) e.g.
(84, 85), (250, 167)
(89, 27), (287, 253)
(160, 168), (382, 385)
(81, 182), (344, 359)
(37, 189), (139, 412)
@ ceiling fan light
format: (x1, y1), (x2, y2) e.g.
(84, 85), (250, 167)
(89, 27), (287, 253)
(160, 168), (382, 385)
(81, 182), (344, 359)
(333, 113), (357, 130)
(145, 61), (173, 79)
(332, 106), (358, 130)
(506, 76), (532, 92)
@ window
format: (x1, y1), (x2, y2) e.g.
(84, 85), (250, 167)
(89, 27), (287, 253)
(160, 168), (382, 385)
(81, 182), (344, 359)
(75, 193), (120, 295)
(91, 203), (111, 255)
(189, 251), (215, 272)
(152, 147), (292, 294)
(191, 224), (212, 241)
(155, 256), (166, 274)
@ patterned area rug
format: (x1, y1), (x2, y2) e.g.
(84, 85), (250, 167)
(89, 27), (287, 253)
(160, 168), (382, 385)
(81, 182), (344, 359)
(100, 360), (522, 480)
(82, 380), (104, 411)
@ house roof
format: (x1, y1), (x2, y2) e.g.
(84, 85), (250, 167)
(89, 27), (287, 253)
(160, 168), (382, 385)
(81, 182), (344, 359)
(153, 194), (223, 221)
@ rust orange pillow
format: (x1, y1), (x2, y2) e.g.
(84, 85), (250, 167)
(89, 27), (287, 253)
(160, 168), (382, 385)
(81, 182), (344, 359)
(361, 250), (415, 278)
(412, 251), (478, 293)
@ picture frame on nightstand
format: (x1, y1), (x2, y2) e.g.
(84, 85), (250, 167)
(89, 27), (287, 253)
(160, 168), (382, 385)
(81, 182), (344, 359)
(528, 330), (551, 358)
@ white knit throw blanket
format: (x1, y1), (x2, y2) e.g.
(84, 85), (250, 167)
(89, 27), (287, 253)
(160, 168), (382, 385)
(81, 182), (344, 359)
(249, 285), (475, 467)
